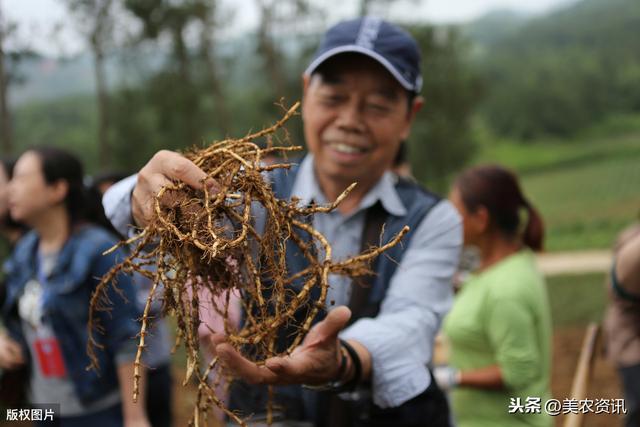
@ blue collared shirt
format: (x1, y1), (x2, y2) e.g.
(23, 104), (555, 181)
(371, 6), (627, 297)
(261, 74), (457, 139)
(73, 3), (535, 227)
(103, 155), (462, 408)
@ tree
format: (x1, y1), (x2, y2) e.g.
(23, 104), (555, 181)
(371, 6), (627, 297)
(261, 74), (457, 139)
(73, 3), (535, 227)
(407, 25), (483, 192)
(196, 1), (231, 135)
(255, 0), (283, 97)
(64, 0), (115, 166)
(254, 0), (326, 94)
(0, 6), (32, 156)
(123, 0), (216, 147)
(473, 0), (640, 140)
(359, 0), (421, 18)
(0, 7), (11, 155)
(254, 0), (315, 99)
(359, 0), (391, 16)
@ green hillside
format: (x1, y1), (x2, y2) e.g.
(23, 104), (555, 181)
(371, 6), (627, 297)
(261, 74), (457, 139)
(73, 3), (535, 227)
(546, 273), (607, 326)
(462, 9), (529, 52)
(473, 0), (640, 139)
(475, 120), (640, 251)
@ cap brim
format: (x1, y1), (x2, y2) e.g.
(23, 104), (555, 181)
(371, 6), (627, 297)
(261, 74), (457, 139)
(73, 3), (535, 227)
(303, 44), (421, 92)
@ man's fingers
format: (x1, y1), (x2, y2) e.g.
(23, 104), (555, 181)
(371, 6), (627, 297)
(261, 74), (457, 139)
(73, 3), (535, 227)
(157, 151), (209, 189)
(132, 173), (168, 226)
(263, 356), (305, 379)
(307, 306), (351, 345)
(216, 343), (278, 385)
(135, 173), (171, 204)
(133, 151), (214, 227)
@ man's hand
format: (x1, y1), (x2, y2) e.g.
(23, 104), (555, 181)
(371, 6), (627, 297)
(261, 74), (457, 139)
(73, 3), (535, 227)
(0, 333), (25, 370)
(215, 306), (351, 386)
(132, 150), (213, 227)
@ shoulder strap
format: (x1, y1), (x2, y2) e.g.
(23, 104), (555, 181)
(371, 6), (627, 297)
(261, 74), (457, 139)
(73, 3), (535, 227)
(270, 157), (303, 200)
(348, 201), (387, 324)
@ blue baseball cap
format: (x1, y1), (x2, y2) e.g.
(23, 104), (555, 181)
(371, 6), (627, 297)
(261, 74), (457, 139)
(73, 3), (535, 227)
(304, 17), (423, 93)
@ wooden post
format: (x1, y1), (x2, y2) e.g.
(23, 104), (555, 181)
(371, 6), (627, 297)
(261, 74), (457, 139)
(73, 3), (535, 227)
(563, 322), (600, 427)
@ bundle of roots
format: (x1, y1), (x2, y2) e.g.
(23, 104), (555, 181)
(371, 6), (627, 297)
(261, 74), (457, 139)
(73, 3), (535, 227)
(87, 103), (408, 426)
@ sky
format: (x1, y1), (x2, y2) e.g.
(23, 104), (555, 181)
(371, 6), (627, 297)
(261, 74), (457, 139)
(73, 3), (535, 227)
(3, 0), (578, 56)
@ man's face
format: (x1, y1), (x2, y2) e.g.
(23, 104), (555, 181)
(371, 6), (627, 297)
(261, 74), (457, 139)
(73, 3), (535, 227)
(302, 56), (421, 190)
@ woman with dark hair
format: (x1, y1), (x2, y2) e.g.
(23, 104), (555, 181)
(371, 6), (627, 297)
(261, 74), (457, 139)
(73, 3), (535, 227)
(435, 165), (552, 427)
(0, 147), (149, 427)
(0, 157), (29, 401)
(0, 157), (27, 246)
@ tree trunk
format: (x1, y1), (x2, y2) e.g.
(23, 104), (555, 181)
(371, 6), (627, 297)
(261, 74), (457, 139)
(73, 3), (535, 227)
(257, 0), (286, 97)
(93, 45), (110, 166)
(172, 25), (199, 145)
(200, 3), (230, 135)
(0, 16), (12, 155)
(360, 0), (372, 16)
(90, 0), (113, 167)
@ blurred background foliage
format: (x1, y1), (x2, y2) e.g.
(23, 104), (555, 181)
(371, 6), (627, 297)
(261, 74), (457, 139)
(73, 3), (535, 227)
(1, 0), (639, 251)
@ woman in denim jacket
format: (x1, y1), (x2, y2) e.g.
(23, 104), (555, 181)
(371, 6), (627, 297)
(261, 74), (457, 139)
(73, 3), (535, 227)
(0, 147), (149, 427)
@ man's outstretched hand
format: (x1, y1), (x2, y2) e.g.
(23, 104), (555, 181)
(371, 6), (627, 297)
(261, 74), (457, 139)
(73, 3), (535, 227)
(214, 306), (352, 386)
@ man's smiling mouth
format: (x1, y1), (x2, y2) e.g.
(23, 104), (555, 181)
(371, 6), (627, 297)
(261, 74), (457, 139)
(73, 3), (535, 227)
(327, 141), (370, 154)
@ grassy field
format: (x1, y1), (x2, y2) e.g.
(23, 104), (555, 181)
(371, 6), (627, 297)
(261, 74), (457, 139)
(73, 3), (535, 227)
(546, 272), (608, 327)
(474, 123), (640, 251)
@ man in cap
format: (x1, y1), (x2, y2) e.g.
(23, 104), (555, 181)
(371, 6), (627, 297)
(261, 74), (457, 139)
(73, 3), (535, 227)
(104, 17), (461, 426)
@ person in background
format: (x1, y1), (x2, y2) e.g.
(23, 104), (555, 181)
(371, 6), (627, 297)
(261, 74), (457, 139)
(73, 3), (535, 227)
(90, 171), (173, 427)
(435, 165), (552, 427)
(0, 158), (28, 247)
(196, 286), (241, 422)
(0, 147), (149, 427)
(0, 159), (10, 234)
(84, 171), (130, 238)
(603, 221), (640, 427)
(0, 157), (29, 407)
(91, 171), (131, 196)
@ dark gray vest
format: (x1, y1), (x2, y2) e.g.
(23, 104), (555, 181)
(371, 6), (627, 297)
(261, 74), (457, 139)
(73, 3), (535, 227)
(230, 161), (444, 425)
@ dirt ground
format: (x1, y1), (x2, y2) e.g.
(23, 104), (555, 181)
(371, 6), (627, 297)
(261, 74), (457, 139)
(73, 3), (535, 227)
(552, 326), (625, 427)
(0, 326), (622, 426)
(171, 326), (627, 427)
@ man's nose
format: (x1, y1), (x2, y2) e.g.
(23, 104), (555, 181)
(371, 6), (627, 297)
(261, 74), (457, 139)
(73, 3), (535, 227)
(335, 102), (365, 133)
(7, 181), (18, 198)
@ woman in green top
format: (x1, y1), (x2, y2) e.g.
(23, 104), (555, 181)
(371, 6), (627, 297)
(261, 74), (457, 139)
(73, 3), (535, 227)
(437, 165), (553, 427)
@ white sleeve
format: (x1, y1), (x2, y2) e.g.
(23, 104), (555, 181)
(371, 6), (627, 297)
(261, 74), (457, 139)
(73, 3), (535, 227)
(102, 174), (138, 237)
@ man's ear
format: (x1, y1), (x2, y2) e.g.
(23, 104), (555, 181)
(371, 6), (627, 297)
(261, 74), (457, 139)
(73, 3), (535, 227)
(302, 73), (311, 93)
(399, 95), (424, 140)
(410, 95), (424, 119)
(301, 74), (314, 117)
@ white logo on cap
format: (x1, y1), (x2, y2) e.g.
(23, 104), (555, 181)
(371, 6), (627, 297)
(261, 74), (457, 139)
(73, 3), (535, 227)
(356, 17), (382, 49)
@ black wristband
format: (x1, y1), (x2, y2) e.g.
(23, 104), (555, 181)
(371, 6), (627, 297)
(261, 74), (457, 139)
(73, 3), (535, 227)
(301, 341), (351, 392)
(339, 339), (362, 392)
(333, 345), (348, 382)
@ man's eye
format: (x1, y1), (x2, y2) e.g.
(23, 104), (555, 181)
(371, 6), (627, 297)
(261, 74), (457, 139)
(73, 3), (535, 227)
(367, 103), (391, 113)
(320, 95), (343, 105)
